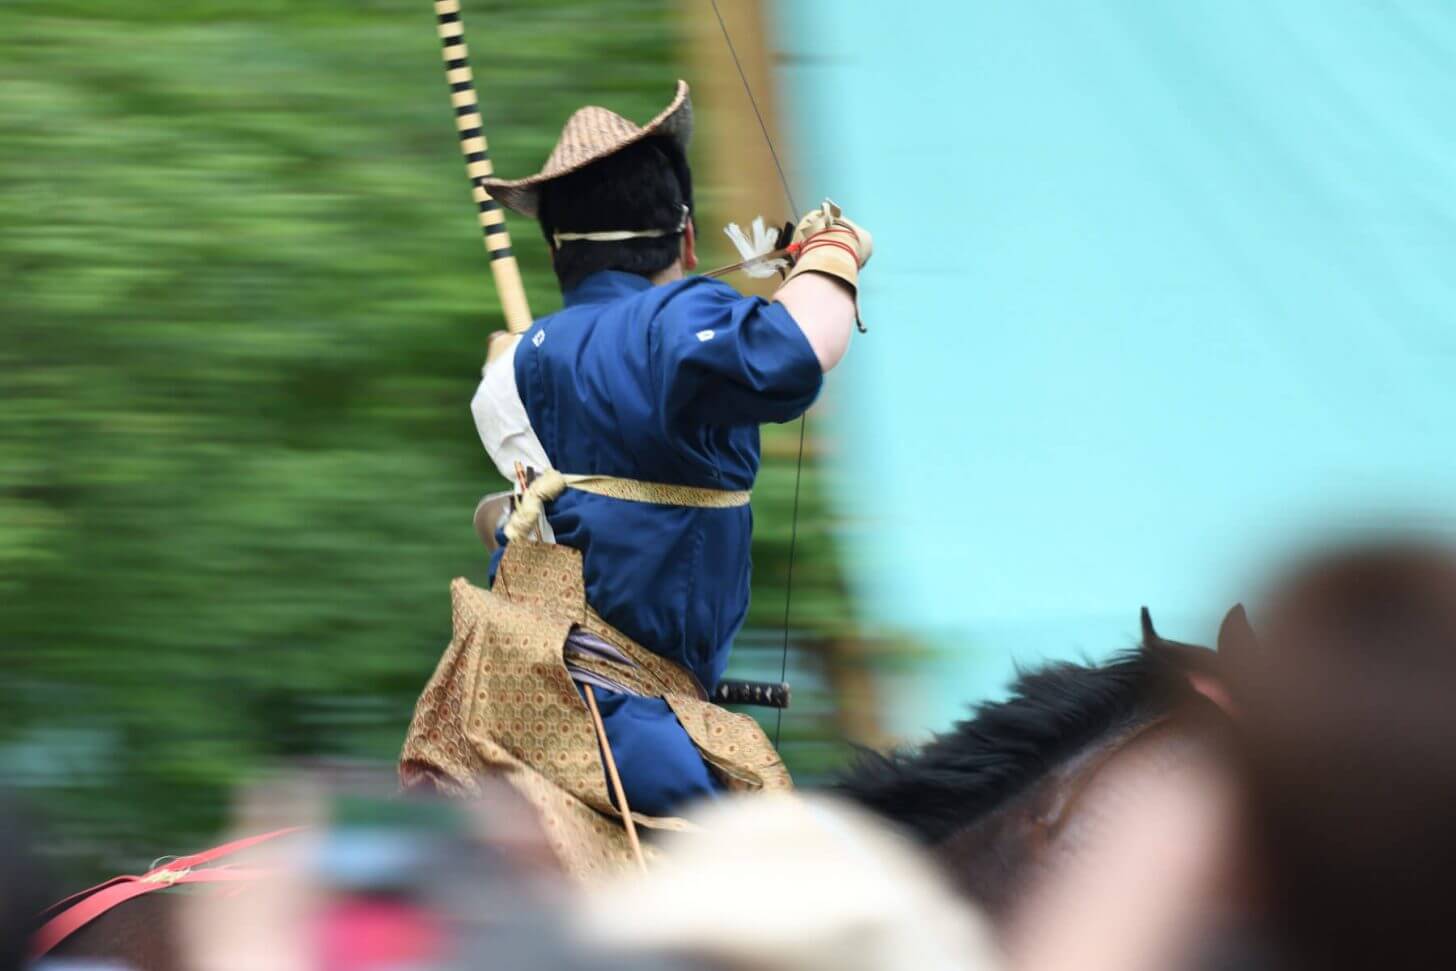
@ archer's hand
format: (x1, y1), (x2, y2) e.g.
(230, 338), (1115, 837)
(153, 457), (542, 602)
(789, 200), (873, 268)
(781, 200), (873, 334)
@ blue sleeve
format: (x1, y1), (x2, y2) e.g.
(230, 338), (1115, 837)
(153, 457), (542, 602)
(649, 279), (824, 427)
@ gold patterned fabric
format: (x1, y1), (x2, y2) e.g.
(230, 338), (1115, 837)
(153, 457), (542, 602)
(400, 540), (791, 878)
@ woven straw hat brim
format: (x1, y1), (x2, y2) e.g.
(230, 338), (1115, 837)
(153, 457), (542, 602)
(481, 80), (692, 218)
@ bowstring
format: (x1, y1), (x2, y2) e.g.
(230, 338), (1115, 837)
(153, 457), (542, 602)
(708, 0), (799, 218)
(707, 0), (803, 750)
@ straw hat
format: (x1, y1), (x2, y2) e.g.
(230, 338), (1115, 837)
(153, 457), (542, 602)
(480, 81), (693, 218)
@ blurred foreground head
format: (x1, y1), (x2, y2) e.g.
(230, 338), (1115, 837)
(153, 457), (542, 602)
(580, 794), (1000, 971)
(1227, 540), (1456, 969)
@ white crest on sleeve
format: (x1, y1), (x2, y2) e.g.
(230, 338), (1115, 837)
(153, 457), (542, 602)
(696, 329), (716, 343)
(532, 329), (546, 347)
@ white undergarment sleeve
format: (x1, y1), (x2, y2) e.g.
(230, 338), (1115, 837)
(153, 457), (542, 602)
(470, 335), (552, 483)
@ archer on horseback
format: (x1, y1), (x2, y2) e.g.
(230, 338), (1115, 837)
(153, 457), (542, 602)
(400, 80), (873, 874)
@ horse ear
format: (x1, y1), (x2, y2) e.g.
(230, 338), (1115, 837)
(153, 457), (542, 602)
(1184, 668), (1235, 718)
(1140, 606), (1158, 647)
(1216, 602), (1257, 667)
(1171, 605), (1255, 719)
(1140, 607), (1202, 655)
(1141, 606), (1237, 717)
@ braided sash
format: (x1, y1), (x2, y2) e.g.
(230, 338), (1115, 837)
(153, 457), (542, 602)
(505, 470), (750, 542)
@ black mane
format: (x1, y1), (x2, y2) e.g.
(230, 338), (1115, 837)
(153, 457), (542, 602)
(834, 614), (1212, 844)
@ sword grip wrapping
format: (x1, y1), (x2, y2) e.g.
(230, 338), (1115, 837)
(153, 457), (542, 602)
(713, 679), (790, 709)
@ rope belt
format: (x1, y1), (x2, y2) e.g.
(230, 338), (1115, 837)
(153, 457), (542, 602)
(504, 469), (750, 542)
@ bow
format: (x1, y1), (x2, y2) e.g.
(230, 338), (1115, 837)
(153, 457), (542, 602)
(432, 0), (534, 359)
(707, 0), (805, 750)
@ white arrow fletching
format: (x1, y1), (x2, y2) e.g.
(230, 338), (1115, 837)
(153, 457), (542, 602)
(723, 216), (788, 278)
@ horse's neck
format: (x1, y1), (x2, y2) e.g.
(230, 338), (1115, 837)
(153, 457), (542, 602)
(936, 711), (1216, 920)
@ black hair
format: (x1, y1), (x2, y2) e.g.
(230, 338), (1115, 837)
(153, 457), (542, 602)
(537, 136), (693, 292)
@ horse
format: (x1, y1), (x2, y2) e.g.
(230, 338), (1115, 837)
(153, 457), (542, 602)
(835, 607), (1241, 923)
(38, 609), (1241, 968)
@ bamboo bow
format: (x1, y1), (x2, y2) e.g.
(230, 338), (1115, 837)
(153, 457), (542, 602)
(432, 0), (534, 362)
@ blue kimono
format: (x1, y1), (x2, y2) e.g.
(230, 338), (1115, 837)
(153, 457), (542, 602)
(481, 270), (822, 816)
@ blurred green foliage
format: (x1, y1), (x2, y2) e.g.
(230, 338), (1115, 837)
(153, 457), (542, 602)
(0, 0), (859, 882)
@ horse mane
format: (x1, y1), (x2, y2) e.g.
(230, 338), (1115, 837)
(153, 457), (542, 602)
(834, 610), (1214, 844)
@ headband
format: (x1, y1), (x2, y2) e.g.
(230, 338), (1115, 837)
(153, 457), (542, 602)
(552, 205), (689, 247)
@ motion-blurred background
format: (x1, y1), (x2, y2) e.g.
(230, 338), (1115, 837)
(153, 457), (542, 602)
(4, 0), (1455, 885)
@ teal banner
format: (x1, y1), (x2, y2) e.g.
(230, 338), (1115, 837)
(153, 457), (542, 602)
(778, 2), (1456, 733)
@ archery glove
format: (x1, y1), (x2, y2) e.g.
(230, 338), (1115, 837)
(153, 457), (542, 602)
(781, 200), (873, 329)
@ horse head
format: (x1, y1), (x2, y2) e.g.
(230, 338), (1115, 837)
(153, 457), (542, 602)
(837, 607), (1242, 925)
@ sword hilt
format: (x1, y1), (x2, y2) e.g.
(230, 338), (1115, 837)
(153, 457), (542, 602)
(713, 679), (791, 709)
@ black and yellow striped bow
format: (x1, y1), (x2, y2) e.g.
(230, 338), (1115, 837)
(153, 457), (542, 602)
(431, 0), (534, 346)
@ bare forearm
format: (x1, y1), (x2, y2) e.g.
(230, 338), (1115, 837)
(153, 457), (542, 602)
(773, 271), (856, 373)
